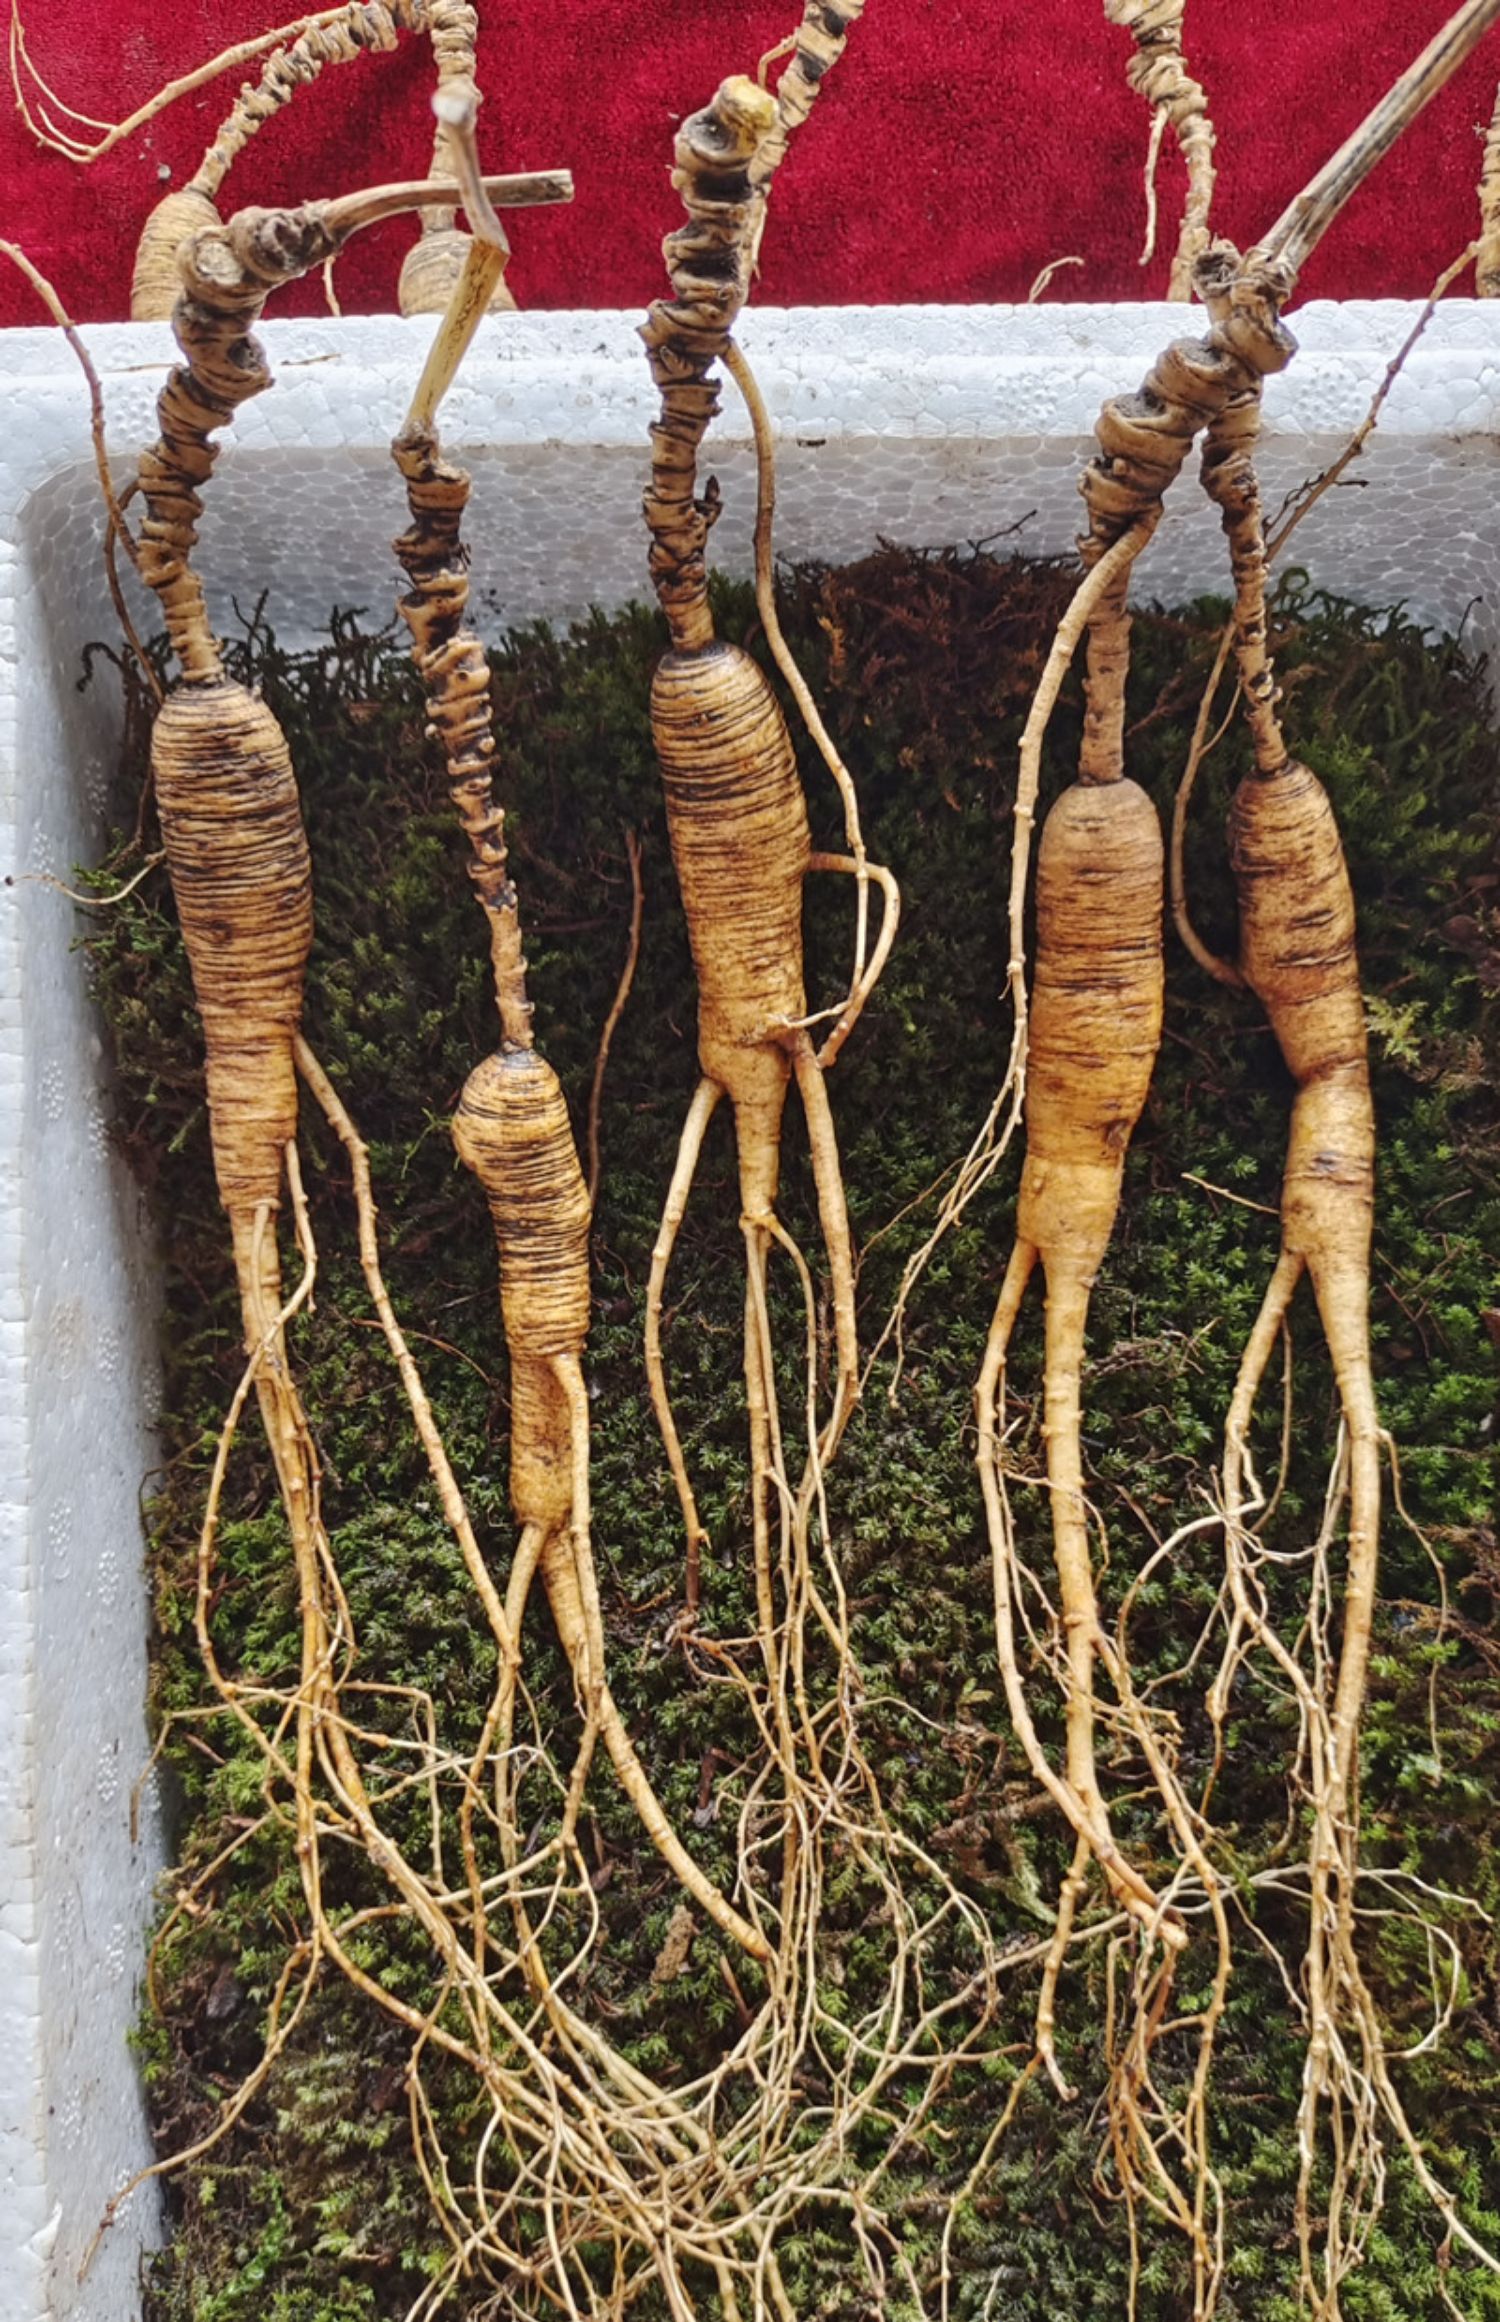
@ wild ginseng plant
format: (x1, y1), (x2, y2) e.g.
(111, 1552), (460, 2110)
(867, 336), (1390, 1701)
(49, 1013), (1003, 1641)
(11, 0), (521, 319)
(971, 3), (1500, 2310)
(387, 88), (770, 1970)
(1176, 243), (1500, 2322)
(641, 14), (897, 1636)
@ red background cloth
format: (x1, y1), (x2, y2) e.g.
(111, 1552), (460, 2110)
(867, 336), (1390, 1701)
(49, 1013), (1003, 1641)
(2, 3), (1497, 327)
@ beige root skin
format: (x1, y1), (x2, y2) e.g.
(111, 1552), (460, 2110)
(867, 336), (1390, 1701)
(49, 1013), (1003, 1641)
(1253, 0), (1500, 285)
(1226, 759), (1378, 1798)
(397, 223), (517, 317)
(150, 684), (313, 1216)
(752, 1), (864, 188)
(130, 186), (223, 322)
(1105, 0), (1216, 296)
(215, 1112), (761, 2313)
(586, 828), (645, 1211)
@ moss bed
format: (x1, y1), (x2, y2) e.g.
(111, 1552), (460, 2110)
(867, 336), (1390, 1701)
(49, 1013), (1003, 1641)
(84, 548), (1499, 2320)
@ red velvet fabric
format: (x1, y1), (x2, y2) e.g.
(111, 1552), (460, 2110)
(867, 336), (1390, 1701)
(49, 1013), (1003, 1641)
(1, 3), (1496, 327)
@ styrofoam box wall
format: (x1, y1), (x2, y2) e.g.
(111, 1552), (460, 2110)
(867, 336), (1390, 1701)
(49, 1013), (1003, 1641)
(2, 301), (1499, 2319)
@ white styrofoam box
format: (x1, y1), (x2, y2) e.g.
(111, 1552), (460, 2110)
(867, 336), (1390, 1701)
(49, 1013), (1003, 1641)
(1, 299), (1498, 2319)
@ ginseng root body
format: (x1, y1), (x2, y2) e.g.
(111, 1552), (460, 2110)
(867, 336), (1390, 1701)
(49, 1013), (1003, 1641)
(1223, 755), (1378, 1860)
(646, 641), (861, 1630)
(454, 1038), (771, 1964)
(654, 643), (809, 1163)
(1208, 748), (1386, 2313)
(1229, 760), (1376, 1369)
(977, 773), (1170, 1964)
(151, 679), (313, 1230)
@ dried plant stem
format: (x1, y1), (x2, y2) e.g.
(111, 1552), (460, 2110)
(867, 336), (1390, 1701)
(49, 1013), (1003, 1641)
(1168, 618), (1240, 986)
(9, 0), (357, 159)
(0, 242), (161, 707)
(17, 0), (550, 320)
(1265, 240), (1479, 556)
(1255, 0), (1500, 283)
(1106, 0), (1217, 295)
(0, 241), (134, 551)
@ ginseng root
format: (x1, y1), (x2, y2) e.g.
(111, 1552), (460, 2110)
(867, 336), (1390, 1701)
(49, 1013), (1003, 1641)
(641, 65), (895, 1628)
(625, 46), (1028, 2306)
(1186, 323), (1497, 2316)
(391, 229), (769, 1958)
(957, 238), (1308, 2311)
(973, 254), (1293, 1941)
(973, 545), (1235, 2308)
(137, 180), (508, 1319)
(975, 776), (1168, 1958)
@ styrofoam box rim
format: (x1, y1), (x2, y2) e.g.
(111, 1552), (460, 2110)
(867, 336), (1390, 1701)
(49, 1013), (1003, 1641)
(3, 301), (1499, 2320)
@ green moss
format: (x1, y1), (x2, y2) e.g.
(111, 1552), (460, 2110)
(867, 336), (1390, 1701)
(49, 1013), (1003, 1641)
(84, 550), (1499, 2319)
